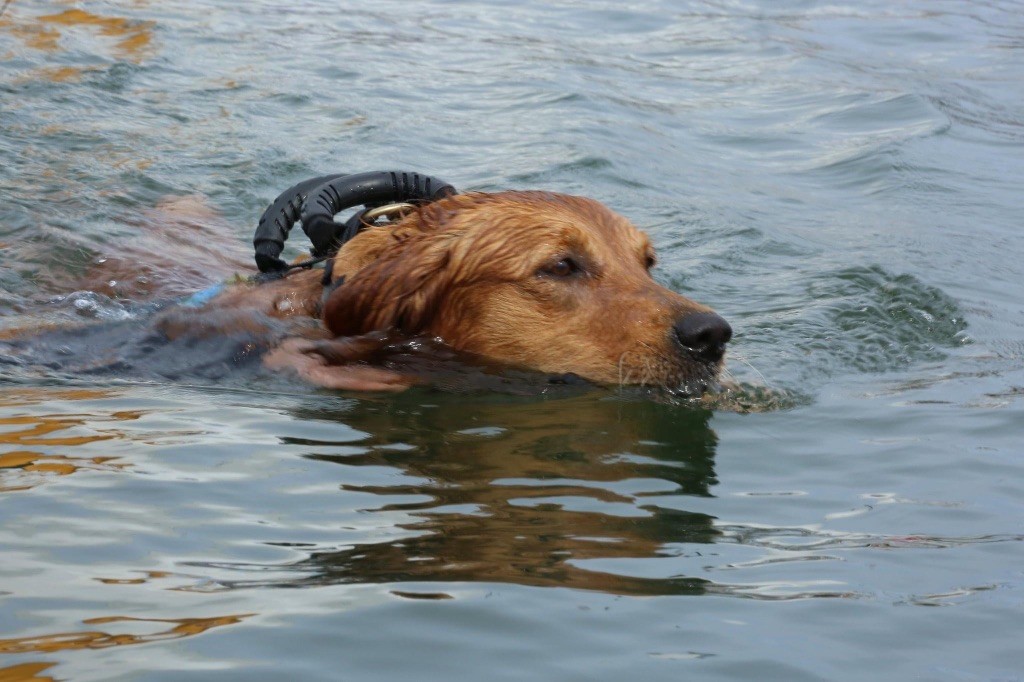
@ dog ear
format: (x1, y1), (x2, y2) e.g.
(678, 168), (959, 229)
(328, 225), (394, 282)
(322, 232), (455, 337)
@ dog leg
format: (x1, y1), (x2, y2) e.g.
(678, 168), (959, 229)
(75, 195), (251, 301)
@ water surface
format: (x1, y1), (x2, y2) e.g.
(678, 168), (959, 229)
(2, 1), (1023, 680)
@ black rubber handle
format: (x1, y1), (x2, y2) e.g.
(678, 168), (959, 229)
(253, 173), (346, 273)
(253, 170), (456, 272)
(301, 171), (455, 257)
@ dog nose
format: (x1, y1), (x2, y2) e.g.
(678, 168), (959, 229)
(674, 312), (732, 362)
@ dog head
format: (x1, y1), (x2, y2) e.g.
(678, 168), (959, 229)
(322, 191), (731, 393)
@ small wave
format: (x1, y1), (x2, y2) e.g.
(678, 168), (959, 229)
(49, 291), (136, 322)
(738, 265), (968, 386)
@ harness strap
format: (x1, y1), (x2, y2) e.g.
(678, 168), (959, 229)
(321, 274), (346, 310)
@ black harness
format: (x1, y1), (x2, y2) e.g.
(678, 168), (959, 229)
(252, 170), (457, 279)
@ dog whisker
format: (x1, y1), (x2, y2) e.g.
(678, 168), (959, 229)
(726, 349), (771, 388)
(640, 218), (682, 232)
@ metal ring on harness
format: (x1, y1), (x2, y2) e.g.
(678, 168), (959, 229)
(362, 202), (416, 223)
(253, 170), (456, 274)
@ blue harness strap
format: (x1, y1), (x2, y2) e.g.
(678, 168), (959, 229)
(180, 282), (226, 308)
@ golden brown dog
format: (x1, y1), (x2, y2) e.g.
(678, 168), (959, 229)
(247, 191), (732, 392)
(4, 190), (730, 393)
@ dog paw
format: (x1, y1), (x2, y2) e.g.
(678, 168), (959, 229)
(264, 335), (411, 392)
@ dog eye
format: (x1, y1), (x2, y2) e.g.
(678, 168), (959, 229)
(544, 258), (579, 277)
(644, 255), (656, 270)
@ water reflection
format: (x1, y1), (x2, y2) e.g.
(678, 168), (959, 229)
(0, 662), (57, 682)
(0, 614), (250, 654)
(0, 389), (136, 492)
(3, 7), (154, 61)
(202, 395), (722, 596)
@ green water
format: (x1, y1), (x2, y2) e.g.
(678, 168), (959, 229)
(2, 1), (1023, 680)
